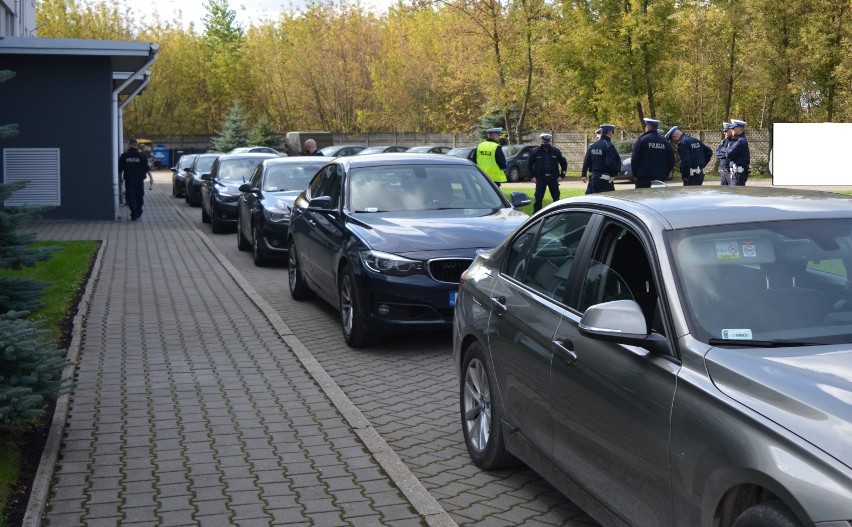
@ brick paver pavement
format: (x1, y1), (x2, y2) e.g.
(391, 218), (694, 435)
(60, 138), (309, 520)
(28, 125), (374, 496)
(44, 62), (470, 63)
(28, 186), (453, 526)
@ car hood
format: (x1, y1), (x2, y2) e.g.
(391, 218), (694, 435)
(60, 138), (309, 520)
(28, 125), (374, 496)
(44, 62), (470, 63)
(216, 180), (243, 193)
(264, 190), (301, 208)
(347, 208), (527, 258)
(706, 346), (852, 468)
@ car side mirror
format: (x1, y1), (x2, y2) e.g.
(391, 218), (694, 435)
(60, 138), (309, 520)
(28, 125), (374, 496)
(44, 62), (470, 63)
(201, 174), (212, 181)
(308, 196), (335, 212)
(579, 300), (669, 355)
(509, 191), (531, 208)
(239, 183), (253, 193)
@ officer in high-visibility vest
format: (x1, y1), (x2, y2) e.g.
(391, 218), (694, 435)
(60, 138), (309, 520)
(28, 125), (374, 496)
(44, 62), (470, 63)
(472, 127), (508, 186)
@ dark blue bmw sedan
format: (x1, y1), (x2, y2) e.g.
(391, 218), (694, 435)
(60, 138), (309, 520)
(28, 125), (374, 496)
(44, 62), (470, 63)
(288, 153), (531, 347)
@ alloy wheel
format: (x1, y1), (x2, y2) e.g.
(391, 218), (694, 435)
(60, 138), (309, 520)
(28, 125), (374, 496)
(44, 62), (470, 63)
(463, 357), (491, 453)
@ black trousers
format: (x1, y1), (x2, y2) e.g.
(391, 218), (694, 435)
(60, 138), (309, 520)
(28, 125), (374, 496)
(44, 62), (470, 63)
(125, 179), (145, 219)
(586, 176), (614, 194)
(533, 176), (560, 212)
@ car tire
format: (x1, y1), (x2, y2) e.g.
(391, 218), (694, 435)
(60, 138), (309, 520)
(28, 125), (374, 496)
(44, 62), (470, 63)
(508, 166), (521, 183)
(184, 188), (190, 203)
(732, 501), (802, 527)
(201, 200), (211, 223)
(251, 225), (270, 265)
(460, 342), (519, 470)
(237, 217), (251, 251)
(339, 264), (371, 348)
(172, 180), (180, 198)
(288, 238), (312, 299)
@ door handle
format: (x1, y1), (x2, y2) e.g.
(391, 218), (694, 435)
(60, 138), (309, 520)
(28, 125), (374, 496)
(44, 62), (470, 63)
(491, 296), (507, 313)
(553, 339), (577, 364)
(308, 219), (317, 226)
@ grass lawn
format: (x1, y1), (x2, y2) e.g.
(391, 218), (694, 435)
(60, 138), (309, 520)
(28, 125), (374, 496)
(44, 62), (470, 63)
(0, 240), (99, 526)
(502, 184), (586, 215)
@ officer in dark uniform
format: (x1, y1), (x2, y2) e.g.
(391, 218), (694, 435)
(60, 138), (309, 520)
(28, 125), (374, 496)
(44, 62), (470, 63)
(528, 133), (568, 212)
(630, 118), (674, 188)
(118, 138), (152, 221)
(725, 119), (750, 186)
(581, 127), (601, 194)
(664, 126), (713, 186)
(583, 124), (621, 194)
(716, 122), (734, 185)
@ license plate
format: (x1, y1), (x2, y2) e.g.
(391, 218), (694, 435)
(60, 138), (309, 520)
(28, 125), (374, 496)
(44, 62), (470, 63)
(449, 291), (457, 308)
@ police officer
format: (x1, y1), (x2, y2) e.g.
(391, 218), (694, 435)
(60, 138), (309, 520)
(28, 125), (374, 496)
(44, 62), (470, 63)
(725, 119), (750, 186)
(583, 124), (621, 194)
(716, 122), (735, 185)
(664, 126), (713, 186)
(631, 118), (674, 188)
(528, 133), (567, 212)
(118, 138), (152, 221)
(473, 127), (507, 186)
(581, 127), (601, 192)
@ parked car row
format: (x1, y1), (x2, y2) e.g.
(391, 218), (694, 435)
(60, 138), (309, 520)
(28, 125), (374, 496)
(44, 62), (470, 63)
(170, 149), (852, 527)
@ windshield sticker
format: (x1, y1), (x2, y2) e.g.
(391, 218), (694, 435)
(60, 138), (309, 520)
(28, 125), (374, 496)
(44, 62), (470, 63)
(721, 329), (753, 340)
(715, 240), (758, 259)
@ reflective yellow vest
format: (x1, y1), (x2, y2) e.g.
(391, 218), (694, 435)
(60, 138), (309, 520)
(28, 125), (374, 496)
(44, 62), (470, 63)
(476, 141), (506, 183)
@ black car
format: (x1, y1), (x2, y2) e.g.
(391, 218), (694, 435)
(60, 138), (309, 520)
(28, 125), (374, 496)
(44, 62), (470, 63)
(200, 153), (276, 233)
(171, 153), (197, 198)
(446, 146), (475, 159)
(288, 153), (531, 347)
(503, 144), (537, 182)
(185, 153), (220, 206)
(237, 156), (328, 266)
(356, 145), (409, 155)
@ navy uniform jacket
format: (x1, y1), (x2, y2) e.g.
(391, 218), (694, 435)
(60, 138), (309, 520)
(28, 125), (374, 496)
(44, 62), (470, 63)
(676, 134), (713, 179)
(118, 148), (150, 182)
(583, 136), (622, 177)
(725, 134), (750, 173)
(631, 131), (674, 181)
(715, 138), (732, 172)
(527, 145), (567, 179)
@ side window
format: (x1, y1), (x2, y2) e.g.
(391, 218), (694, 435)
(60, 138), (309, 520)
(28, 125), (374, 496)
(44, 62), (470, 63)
(523, 212), (593, 302)
(506, 211), (593, 303)
(579, 224), (663, 335)
(250, 165), (263, 188)
(308, 166), (331, 198)
(208, 159), (219, 178)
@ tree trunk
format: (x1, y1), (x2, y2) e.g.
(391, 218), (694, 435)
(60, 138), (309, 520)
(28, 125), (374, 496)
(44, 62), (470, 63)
(724, 32), (736, 121)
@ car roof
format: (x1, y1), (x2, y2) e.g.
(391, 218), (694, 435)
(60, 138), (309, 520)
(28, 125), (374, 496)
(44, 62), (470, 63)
(339, 153), (475, 169)
(560, 187), (852, 230)
(262, 156), (329, 166)
(215, 152), (278, 161)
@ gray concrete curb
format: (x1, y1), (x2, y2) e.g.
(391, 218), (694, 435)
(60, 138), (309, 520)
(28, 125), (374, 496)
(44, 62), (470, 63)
(173, 206), (458, 527)
(22, 240), (108, 527)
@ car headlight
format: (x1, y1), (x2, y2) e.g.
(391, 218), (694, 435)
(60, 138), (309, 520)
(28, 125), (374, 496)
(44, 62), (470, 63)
(216, 192), (239, 203)
(360, 250), (425, 276)
(263, 206), (290, 223)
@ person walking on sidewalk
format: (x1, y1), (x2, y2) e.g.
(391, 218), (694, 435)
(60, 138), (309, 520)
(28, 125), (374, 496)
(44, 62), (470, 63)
(528, 133), (567, 212)
(583, 124), (621, 194)
(631, 118), (674, 188)
(119, 138), (153, 221)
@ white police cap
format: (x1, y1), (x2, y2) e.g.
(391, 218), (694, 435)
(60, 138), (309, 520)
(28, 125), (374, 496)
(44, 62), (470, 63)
(594, 127), (602, 135)
(664, 125), (680, 139)
(723, 122), (733, 131)
(731, 119), (746, 128)
(540, 133), (552, 142)
(486, 127), (503, 135)
(599, 124), (615, 132)
(643, 118), (661, 127)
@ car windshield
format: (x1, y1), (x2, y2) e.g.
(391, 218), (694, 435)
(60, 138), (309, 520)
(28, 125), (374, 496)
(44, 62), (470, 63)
(217, 158), (265, 181)
(349, 164), (505, 212)
(407, 147), (432, 153)
(196, 155), (218, 172)
(358, 147), (390, 155)
(668, 219), (852, 345)
(264, 163), (324, 192)
(320, 146), (344, 156)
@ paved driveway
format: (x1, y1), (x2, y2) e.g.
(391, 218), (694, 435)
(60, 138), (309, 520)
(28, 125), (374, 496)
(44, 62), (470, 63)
(179, 196), (598, 526)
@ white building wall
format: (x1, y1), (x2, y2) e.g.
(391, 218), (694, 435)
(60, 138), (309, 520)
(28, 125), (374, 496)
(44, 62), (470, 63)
(0, 0), (37, 37)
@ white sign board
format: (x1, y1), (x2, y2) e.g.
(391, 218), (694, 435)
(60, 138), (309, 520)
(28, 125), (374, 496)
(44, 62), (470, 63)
(773, 123), (852, 185)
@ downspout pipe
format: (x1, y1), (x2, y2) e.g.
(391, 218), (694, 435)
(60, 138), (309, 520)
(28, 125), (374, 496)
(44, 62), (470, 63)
(112, 43), (159, 220)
